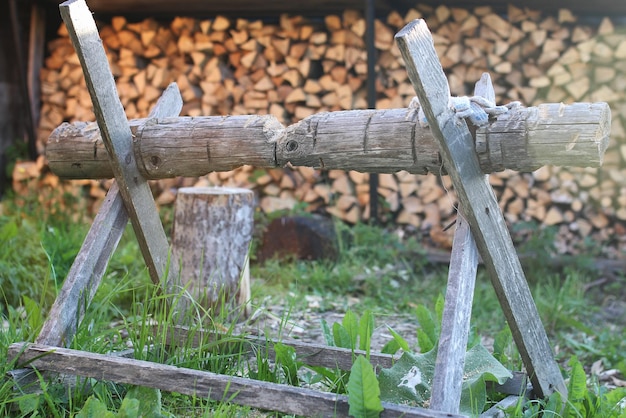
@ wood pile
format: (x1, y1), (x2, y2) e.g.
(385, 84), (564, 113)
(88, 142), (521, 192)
(20, 3), (626, 256)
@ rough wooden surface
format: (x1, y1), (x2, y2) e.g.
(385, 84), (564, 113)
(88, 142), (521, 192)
(395, 18), (567, 399)
(35, 182), (127, 347)
(170, 187), (254, 319)
(430, 73), (496, 414)
(59, 0), (172, 286)
(47, 102), (609, 179)
(8, 343), (464, 418)
(36, 83), (183, 348)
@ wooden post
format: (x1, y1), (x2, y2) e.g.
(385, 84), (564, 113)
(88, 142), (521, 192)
(395, 19), (567, 399)
(60, 0), (172, 287)
(430, 73), (494, 414)
(170, 187), (254, 320)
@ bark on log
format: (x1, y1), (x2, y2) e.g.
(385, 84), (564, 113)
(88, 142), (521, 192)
(169, 187), (254, 320)
(46, 102), (610, 179)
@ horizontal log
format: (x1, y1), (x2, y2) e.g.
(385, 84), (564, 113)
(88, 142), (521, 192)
(46, 102), (610, 179)
(9, 342), (461, 418)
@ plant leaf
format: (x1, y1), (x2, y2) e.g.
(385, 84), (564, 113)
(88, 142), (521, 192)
(342, 309), (359, 350)
(415, 305), (437, 353)
(379, 349), (437, 405)
(275, 342), (301, 386)
(118, 397), (140, 418)
(347, 356), (383, 418)
(565, 356), (589, 417)
(333, 322), (353, 349)
(321, 318), (334, 346)
(125, 386), (163, 417)
(75, 396), (116, 418)
(358, 310), (375, 353)
(459, 344), (512, 415)
(386, 326), (411, 353)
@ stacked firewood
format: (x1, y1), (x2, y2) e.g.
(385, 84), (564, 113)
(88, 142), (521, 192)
(24, 3), (625, 256)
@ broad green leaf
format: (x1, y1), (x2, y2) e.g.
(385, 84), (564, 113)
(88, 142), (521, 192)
(75, 396), (116, 418)
(381, 339), (401, 356)
(18, 393), (40, 414)
(118, 397), (140, 418)
(333, 322), (353, 349)
(347, 356), (383, 418)
(358, 310), (375, 353)
(459, 344), (512, 415)
(125, 386), (163, 417)
(380, 344), (512, 415)
(379, 349), (437, 406)
(0, 220), (18, 242)
(342, 310), (359, 350)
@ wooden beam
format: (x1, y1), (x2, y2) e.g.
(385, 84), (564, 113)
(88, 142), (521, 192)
(8, 343), (464, 418)
(59, 0), (173, 286)
(395, 19), (567, 399)
(46, 102), (610, 179)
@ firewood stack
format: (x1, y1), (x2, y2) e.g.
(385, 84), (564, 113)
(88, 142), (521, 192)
(20, 4), (625, 256)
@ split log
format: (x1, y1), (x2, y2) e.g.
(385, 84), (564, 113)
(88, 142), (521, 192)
(169, 187), (254, 320)
(46, 102), (610, 179)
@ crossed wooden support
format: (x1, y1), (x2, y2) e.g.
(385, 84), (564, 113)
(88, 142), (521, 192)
(10, 0), (609, 415)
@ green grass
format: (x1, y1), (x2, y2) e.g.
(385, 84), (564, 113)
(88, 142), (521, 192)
(1, 192), (625, 417)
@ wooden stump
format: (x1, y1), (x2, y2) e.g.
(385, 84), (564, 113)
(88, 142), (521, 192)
(169, 187), (254, 320)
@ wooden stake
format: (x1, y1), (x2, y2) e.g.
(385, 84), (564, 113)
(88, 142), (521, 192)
(59, 0), (173, 286)
(395, 19), (567, 399)
(36, 82), (183, 347)
(430, 72), (495, 413)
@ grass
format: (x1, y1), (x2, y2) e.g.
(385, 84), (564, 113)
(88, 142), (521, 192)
(1, 190), (625, 417)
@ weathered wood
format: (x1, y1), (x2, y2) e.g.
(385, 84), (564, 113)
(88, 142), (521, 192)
(430, 73), (495, 414)
(59, 0), (171, 286)
(8, 343), (463, 418)
(36, 182), (128, 346)
(430, 215), (478, 414)
(395, 19), (567, 399)
(36, 83), (183, 347)
(46, 102), (610, 179)
(170, 187), (254, 319)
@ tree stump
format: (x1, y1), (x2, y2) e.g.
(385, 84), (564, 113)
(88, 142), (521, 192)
(169, 187), (254, 321)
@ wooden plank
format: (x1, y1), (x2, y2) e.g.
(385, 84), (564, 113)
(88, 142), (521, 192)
(36, 83), (183, 348)
(59, 0), (172, 285)
(395, 19), (567, 399)
(8, 343), (463, 418)
(430, 216), (478, 413)
(46, 103), (610, 179)
(160, 325), (398, 370)
(430, 72), (494, 414)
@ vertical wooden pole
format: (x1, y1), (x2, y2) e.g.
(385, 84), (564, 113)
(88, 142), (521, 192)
(396, 19), (567, 399)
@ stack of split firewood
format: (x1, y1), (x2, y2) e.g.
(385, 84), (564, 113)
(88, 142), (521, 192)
(20, 3), (625, 256)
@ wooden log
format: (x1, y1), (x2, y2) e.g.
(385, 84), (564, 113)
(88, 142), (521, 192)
(169, 187), (254, 320)
(395, 18), (567, 400)
(47, 102), (610, 179)
(8, 343), (463, 418)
